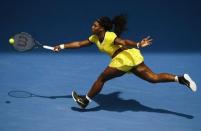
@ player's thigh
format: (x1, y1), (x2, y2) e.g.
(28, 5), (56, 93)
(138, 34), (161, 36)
(130, 62), (156, 80)
(100, 66), (126, 81)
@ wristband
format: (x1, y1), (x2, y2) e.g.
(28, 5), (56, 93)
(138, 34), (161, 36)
(59, 44), (65, 49)
(137, 42), (140, 48)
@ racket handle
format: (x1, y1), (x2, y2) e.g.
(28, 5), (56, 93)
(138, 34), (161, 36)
(43, 45), (54, 50)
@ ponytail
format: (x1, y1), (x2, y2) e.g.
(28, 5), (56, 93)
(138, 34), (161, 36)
(112, 14), (127, 37)
(97, 14), (127, 36)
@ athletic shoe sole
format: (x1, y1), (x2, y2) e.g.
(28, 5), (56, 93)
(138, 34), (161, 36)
(72, 91), (86, 109)
(72, 91), (77, 102)
(184, 74), (197, 92)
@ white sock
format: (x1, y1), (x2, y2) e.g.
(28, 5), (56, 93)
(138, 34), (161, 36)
(175, 76), (179, 82)
(86, 95), (92, 102)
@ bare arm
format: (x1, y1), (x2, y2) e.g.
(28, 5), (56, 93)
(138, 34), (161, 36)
(114, 36), (153, 48)
(53, 39), (92, 52)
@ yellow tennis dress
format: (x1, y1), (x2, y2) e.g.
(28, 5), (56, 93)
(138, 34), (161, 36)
(88, 31), (144, 72)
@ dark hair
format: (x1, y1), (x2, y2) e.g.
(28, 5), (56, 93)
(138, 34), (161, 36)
(97, 15), (127, 36)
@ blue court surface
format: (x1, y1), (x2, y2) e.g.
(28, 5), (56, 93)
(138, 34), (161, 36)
(0, 51), (200, 131)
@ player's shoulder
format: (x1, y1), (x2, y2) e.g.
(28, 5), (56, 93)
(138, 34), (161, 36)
(105, 31), (117, 42)
(88, 34), (98, 43)
(89, 34), (97, 38)
(106, 31), (117, 36)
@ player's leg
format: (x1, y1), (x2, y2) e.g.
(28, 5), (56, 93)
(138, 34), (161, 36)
(130, 62), (175, 83)
(72, 66), (126, 109)
(87, 67), (125, 98)
(130, 62), (197, 91)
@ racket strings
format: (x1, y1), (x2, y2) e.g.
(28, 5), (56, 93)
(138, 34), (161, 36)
(17, 37), (28, 47)
(13, 32), (35, 52)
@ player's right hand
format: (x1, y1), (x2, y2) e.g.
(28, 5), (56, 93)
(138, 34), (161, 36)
(53, 46), (61, 52)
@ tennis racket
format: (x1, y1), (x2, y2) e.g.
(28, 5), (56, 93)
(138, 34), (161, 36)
(8, 90), (55, 99)
(11, 32), (54, 52)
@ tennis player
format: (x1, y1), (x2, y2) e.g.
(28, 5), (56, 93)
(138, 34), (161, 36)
(53, 15), (197, 109)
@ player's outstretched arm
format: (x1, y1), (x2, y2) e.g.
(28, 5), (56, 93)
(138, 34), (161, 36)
(53, 40), (92, 52)
(114, 36), (153, 48)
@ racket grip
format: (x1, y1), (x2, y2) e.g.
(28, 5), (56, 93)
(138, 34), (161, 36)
(43, 45), (54, 50)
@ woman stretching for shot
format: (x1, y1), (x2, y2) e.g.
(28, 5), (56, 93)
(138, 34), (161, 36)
(54, 15), (197, 109)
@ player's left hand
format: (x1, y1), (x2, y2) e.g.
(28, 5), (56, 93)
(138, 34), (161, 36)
(140, 36), (153, 48)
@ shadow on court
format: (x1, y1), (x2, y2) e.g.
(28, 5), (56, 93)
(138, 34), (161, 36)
(8, 90), (193, 119)
(71, 92), (194, 119)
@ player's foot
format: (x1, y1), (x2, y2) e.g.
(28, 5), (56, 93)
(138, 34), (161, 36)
(72, 91), (89, 109)
(179, 74), (197, 92)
